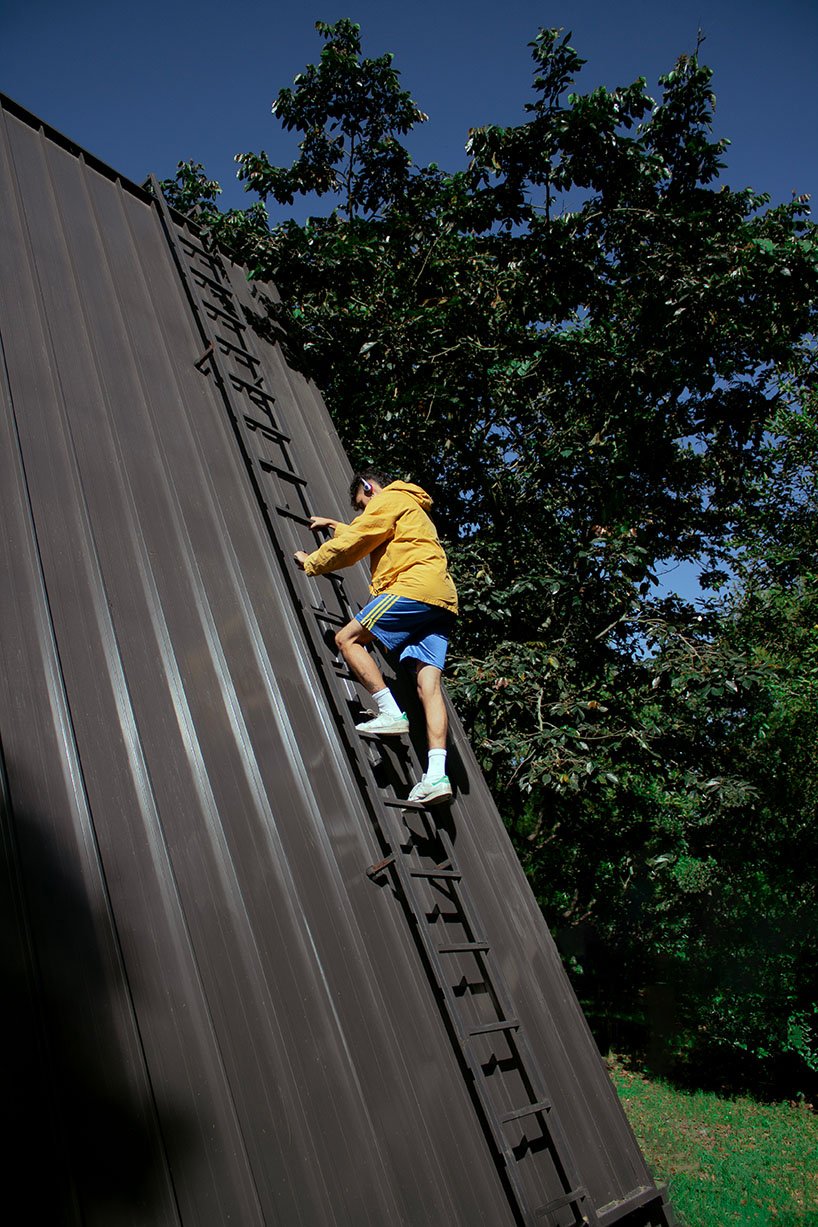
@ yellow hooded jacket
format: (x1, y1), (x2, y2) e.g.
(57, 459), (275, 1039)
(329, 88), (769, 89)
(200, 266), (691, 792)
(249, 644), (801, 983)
(302, 481), (458, 614)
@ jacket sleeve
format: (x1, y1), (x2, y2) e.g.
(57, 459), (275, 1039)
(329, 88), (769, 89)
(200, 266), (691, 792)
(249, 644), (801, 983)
(302, 495), (399, 576)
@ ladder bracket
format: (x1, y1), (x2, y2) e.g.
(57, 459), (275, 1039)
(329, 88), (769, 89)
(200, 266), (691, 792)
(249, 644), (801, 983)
(366, 854), (396, 879)
(195, 340), (215, 370)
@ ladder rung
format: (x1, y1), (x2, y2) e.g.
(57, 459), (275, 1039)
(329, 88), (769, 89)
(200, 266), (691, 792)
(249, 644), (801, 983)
(204, 300), (244, 326)
(381, 798), (426, 811)
(467, 1019), (519, 1037)
(245, 417), (290, 445)
(230, 374), (275, 403)
(217, 335), (261, 363)
(180, 234), (218, 261)
(274, 506), (312, 526)
(260, 461), (309, 487)
(408, 867), (462, 879)
(438, 942), (490, 954)
(501, 1100), (551, 1124)
(311, 608), (346, 626)
(191, 266), (233, 294)
(535, 1187), (588, 1217)
(199, 286), (235, 313)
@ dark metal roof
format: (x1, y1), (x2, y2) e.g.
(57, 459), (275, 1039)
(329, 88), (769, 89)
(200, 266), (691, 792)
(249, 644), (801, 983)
(0, 94), (674, 1227)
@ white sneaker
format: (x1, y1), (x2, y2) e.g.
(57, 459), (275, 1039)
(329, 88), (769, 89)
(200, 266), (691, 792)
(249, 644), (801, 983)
(355, 712), (410, 736)
(408, 775), (452, 805)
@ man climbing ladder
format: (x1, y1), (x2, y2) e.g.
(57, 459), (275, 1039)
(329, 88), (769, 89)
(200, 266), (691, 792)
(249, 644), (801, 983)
(294, 472), (458, 804)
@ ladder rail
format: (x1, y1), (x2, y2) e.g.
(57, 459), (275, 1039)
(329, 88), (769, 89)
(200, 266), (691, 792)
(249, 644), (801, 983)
(150, 185), (600, 1227)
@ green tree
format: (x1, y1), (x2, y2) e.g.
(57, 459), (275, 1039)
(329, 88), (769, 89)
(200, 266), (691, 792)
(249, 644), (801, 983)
(687, 386), (818, 1087)
(160, 21), (818, 1091)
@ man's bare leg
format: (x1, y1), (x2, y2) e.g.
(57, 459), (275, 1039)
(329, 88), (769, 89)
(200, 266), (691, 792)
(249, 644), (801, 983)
(335, 619), (384, 693)
(415, 663), (447, 749)
(409, 663), (452, 803)
(336, 619), (407, 733)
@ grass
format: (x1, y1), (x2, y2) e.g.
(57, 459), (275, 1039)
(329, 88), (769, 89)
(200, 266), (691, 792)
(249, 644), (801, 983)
(608, 1055), (818, 1226)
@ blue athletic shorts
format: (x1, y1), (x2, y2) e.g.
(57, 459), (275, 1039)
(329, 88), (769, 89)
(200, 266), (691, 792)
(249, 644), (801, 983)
(357, 594), (456, 670)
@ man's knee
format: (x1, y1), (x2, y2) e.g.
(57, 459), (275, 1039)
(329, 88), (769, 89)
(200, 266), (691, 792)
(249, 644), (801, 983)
(335, 626), (353, 654)
(335, 619), (369, 653)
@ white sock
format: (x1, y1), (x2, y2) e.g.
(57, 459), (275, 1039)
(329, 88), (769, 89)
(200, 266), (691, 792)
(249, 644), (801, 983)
(426, 749), (447, 781)
(373, 687), (402, 718)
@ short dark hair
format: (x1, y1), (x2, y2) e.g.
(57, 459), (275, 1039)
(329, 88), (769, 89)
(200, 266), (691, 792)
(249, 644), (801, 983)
(349, 471), (388, 509)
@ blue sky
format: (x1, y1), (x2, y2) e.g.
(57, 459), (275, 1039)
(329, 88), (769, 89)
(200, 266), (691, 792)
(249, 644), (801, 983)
(3, 1), (815, 600)
(3, 0), (815, 213)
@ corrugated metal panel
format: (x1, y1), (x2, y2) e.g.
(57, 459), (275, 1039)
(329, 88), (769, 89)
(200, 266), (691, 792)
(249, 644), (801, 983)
(0, 95), (673, 1227)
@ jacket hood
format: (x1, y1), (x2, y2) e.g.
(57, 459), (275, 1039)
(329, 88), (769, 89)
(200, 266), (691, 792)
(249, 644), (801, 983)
(385, 480), (432, 511)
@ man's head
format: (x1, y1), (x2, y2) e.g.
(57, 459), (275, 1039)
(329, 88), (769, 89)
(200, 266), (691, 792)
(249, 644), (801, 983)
(349, 471), (388, 512)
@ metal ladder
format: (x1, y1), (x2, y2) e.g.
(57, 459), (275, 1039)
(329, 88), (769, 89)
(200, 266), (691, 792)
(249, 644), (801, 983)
(149, 178), (599, 1227)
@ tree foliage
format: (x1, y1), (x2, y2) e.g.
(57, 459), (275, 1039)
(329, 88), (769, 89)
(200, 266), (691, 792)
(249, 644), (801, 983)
(160, 20), (818, 1092)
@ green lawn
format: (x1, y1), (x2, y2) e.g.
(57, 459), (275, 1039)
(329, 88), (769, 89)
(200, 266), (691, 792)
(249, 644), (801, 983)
(608, 1056), (818, 1226)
